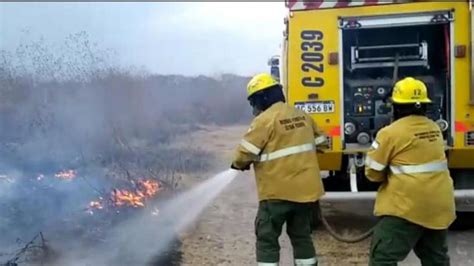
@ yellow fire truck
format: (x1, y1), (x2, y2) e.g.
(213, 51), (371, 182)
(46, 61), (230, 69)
(274, 0), (474, 227)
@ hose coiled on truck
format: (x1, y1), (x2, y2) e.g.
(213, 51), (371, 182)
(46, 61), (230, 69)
(316, 203), (376, 243)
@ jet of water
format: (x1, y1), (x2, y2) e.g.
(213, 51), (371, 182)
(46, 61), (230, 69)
(162, 168), (239, 232)
(58, 169), (239, 266)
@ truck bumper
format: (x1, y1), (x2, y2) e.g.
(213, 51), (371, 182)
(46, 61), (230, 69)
(321, 189), (474, 212)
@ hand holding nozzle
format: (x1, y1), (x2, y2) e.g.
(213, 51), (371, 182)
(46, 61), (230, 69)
(230, 163), (250, 171)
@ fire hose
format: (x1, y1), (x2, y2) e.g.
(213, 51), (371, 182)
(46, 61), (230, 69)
(231, 166), (376, 243)
(316, 203), (376, 243)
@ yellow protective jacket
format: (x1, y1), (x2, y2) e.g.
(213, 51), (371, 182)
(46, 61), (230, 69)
(365, 115), (456, 230)
(232, 102), (327, 203)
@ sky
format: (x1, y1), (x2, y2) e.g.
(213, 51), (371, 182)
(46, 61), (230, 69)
(0, 2), (287, 76)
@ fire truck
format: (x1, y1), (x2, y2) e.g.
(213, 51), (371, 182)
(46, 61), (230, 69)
(274, 0), (474, 227)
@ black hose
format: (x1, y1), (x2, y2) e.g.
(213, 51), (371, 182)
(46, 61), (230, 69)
(317, 203), (375, 244)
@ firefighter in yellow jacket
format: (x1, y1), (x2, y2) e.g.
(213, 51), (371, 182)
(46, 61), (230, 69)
(365, 77), (456, 266)
(231, 73), (327, 266)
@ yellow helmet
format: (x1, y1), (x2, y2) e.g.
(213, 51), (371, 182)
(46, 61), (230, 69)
(246, 73), (279, 98)
(392, 77), (432, 104)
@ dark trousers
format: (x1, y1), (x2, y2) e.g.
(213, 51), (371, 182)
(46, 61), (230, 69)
(369, 216), (450, 266)
(255, 200), (316, 264)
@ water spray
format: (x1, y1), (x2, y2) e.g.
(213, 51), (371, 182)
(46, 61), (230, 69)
(59, 169), (239, 266)
(159, 169), (238, 232)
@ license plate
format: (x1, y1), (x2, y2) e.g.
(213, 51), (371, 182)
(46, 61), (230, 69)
(294, 101), (335, 114)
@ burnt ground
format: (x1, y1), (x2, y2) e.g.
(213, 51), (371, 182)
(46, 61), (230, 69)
(178, 125), (474, 266)
(147, 237), (182, 266)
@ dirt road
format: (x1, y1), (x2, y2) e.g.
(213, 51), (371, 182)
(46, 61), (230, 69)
(178, 125), (474, 266)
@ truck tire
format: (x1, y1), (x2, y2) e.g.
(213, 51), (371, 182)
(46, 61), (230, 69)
(450, 211), (474, 230)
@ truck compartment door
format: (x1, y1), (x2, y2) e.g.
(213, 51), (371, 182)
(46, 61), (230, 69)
(471, 0), (474, 105)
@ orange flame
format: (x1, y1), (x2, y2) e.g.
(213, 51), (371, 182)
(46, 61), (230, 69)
(111, 189), (146, 208)
(110, 179), (161, 208)
(86, 179), (161, 213)
(55, 170), (77, 181)
(137, 179), (160, 197)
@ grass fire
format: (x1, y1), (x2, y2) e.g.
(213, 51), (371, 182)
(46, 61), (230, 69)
(0, 30), (249, 264)
(86, 179), (161, 213)
(0, 3), (258, 266)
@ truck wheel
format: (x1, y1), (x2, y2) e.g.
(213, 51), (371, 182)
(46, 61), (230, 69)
(450, 211), (474, 230)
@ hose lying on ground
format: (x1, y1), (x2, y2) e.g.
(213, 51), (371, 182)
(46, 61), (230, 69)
(317, 203), (376, 243)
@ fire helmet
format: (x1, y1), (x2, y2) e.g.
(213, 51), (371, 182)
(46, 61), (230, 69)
(392, 77), (432, 104)
(246, 73), (279, 99)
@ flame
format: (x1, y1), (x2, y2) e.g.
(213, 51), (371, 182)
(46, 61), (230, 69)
(111, 189), (146, 208)
(85, 199), (104, 215)
(55, 170), (77, 181)
(110, 179), (160, 208)
(137, 179), (160, 197)
(86, 201), (104, 215)
(86, 179), (161, 213)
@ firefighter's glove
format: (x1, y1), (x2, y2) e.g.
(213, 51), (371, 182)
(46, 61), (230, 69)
(230, 163), (250, 171)
(316, 148), (326, 154)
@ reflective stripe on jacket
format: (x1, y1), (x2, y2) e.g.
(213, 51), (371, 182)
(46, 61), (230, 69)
(232, 102), (327, 203)
(365, 115), (456, 229)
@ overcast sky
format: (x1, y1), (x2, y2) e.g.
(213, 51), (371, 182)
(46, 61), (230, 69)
(0, 2), (287, 76)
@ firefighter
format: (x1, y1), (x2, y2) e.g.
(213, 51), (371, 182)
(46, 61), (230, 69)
(231, 73), (328, 266)
(365, 77), (456, 266)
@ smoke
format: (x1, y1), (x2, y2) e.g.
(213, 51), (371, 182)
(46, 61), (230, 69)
(54, 169), (238, 266)
(0, 33), (249, 265)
